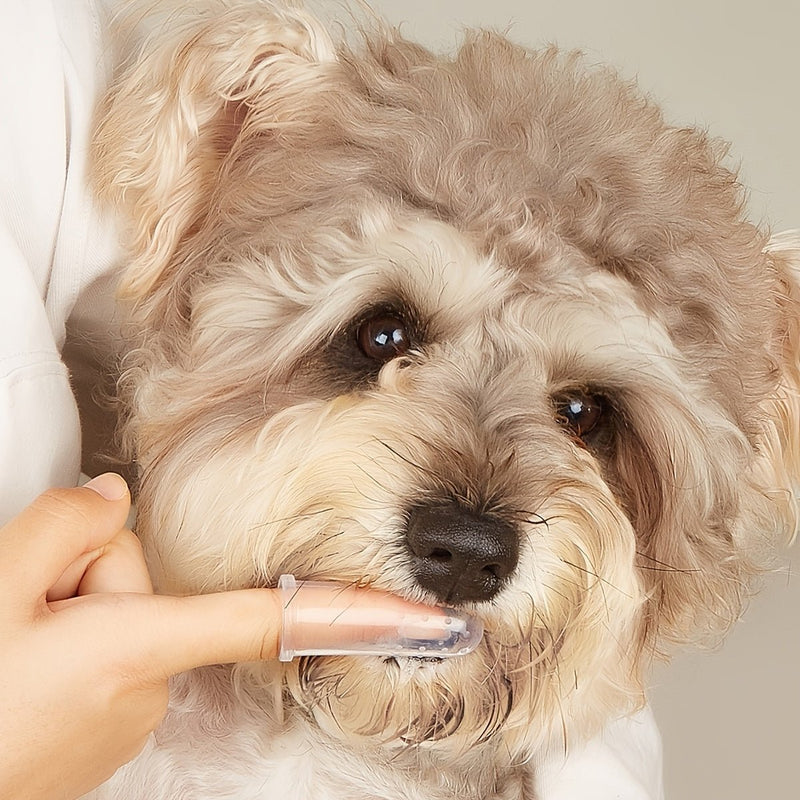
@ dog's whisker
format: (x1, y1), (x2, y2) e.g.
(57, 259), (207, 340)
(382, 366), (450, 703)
(559, 556), (635, 600)
(247, 507), (335, 533)
(375, 439), (435, 477)
(572, 543), (615, 621)
(506, 505), (553, 528)
(635, 550), (701, 573)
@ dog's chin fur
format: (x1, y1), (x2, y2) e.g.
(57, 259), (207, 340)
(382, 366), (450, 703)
(87, 1), (800, 797)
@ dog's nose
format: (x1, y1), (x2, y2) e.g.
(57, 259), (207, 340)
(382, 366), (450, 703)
(405, 502), (518, 604)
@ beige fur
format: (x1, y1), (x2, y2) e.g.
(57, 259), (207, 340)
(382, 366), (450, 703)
(87, 2), (799, 797)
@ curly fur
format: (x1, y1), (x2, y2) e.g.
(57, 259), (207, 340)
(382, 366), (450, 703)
(86, 2), (800, 797)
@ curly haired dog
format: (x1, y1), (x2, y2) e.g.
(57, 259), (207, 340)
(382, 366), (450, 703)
(86, 1), (800, 797)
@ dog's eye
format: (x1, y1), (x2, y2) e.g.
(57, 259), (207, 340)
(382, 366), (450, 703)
(555, 393), (604, 440)
(357, 314), (410, 361)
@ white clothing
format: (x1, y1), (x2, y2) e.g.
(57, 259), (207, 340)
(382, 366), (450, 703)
(534, 705), (664, 799)
(0, 0), (120, 521)
(0, 1), (664, 797)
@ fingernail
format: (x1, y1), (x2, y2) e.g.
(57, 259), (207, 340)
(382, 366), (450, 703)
(84, 472), (129, 501)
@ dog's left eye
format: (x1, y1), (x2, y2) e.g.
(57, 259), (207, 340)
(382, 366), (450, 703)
(357, 314), (410, 362)
(554, 393), (604, 440)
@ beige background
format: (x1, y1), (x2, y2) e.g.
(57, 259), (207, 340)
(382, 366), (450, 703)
(366, 1), (800, 797)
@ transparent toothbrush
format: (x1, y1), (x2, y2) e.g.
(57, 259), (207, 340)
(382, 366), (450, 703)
(277, 574), (483, 661)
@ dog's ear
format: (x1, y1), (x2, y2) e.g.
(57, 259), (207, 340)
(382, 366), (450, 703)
(93, 2), (337, 310)
(633, 233), (800, 651)
(758, 230), (800, 538)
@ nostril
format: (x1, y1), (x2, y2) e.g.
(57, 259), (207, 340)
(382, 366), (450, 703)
(429, 548), (452, 562)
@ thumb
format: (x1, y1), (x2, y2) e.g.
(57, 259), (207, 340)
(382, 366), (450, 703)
(0, 474), (132, 603)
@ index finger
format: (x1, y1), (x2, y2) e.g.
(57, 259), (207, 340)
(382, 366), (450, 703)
(82, 583), (482, 684)
(0, 474), (132, 605)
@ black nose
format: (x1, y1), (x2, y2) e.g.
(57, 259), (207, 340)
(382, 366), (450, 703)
(405, 502), (518, 604)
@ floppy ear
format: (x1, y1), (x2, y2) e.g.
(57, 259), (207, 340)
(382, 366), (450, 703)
(633, 232), (800, 651)
(759, 229), (800, 541)
(93, 2), (337, 307)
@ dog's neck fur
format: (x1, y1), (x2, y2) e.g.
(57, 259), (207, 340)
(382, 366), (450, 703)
(93, 667), (534, 800)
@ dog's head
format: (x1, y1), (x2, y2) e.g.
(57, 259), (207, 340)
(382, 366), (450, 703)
(94, 1), (800, 757)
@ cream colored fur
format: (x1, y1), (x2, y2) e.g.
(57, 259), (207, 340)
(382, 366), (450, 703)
(85, 2), (800, 798)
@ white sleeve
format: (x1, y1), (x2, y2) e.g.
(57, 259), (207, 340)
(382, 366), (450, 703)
(0, 253), (82, 522)
(533, 706), (664, 800)
(0, 0), (79, 521)
(0, 0), (119, 523)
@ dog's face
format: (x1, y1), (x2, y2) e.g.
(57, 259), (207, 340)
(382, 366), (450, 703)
(95, 2), (800, 758)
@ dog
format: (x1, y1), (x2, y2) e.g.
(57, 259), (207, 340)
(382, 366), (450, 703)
(84, 1), (800, 797)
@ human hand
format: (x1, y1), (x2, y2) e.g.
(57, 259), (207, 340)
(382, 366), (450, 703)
(0, 474), (282, 800)
(0, 474), (479, 800)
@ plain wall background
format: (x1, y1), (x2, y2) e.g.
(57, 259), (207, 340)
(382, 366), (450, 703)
(366, 2), (799, 798)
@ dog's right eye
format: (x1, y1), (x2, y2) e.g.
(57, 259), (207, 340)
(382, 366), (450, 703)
(357, 314), (411, 362)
